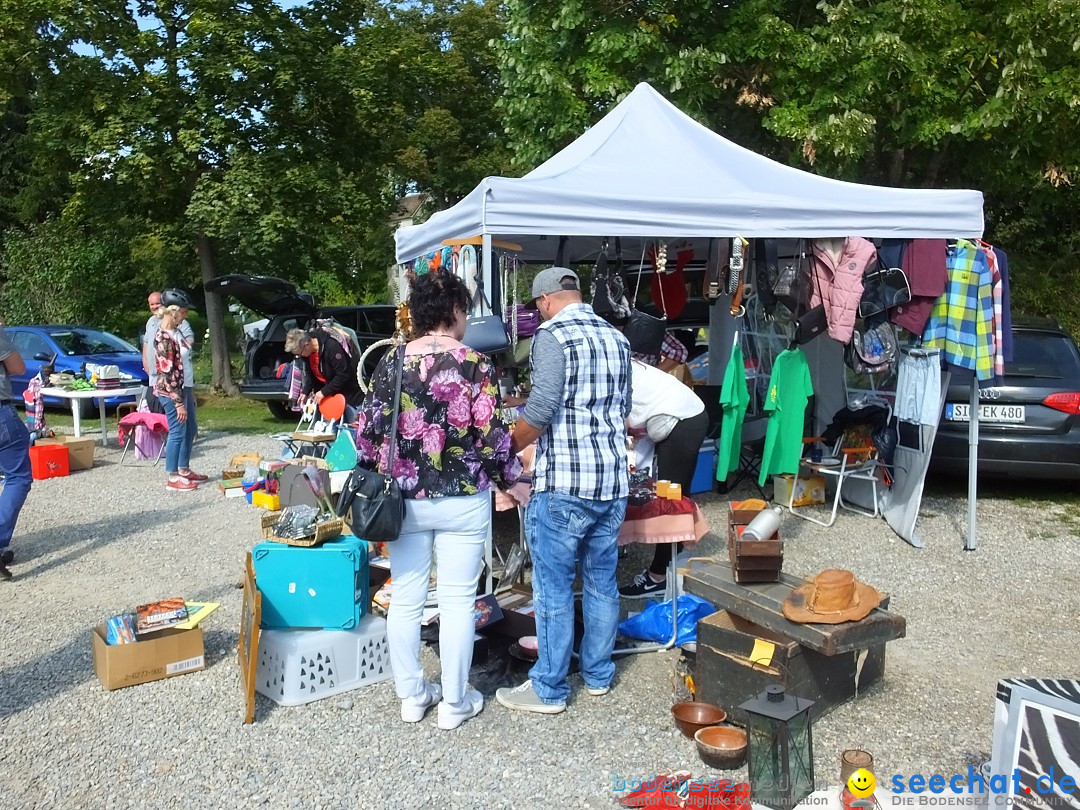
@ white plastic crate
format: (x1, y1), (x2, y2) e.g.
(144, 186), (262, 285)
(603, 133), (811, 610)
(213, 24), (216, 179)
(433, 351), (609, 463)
(255, 614), (392, 706)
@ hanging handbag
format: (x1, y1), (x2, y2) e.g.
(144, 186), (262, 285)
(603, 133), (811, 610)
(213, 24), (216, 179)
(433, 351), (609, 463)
(624, 241), (667, 357)
(336, 345), (405, 543)
(844, 320), (899, 375)
(791, 248), (828, 345)
(858, 259), (911, 318)
(462, 267), (511, 355)
(793, 306), (828, 344)
(772, 239), (809, 314)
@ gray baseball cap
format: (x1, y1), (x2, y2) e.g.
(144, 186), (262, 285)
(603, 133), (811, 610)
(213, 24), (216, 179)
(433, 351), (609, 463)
(528, 267), (580, 307)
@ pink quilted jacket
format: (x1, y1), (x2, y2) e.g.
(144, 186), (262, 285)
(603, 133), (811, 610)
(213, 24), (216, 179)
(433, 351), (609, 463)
(808, 237), (876, 343)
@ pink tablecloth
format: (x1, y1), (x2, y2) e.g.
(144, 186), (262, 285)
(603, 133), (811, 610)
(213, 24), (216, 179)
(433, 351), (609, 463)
(617, 510), (709, 547)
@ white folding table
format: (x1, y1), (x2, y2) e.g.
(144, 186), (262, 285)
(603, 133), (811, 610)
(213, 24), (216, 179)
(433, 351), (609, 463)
(39, 386), (143, 447)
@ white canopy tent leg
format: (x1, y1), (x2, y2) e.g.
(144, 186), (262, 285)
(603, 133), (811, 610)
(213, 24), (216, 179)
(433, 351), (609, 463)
(481, 234), (493, 315)
(966, 378), (979, 551)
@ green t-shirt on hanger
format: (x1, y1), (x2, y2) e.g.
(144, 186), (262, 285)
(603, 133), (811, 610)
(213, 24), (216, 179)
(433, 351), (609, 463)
(715, 343), (749, 483)
(758, 348), (814, 486)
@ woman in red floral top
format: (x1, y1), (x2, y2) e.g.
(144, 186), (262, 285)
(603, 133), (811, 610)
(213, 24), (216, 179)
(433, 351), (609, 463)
(357, 272), (521, 731)
(154, 290), (205, 492)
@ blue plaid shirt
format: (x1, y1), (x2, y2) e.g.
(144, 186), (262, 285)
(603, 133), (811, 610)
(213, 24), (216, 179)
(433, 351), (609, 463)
(531, 304), (632, 500)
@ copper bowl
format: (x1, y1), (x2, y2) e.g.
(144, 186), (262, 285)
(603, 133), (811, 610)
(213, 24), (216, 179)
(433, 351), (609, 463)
(694, 725), (748, 770)
(671, 701), (727, 738)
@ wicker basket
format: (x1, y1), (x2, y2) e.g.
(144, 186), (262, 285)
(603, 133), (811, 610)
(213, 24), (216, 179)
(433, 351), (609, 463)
(261, 512), (345, 548)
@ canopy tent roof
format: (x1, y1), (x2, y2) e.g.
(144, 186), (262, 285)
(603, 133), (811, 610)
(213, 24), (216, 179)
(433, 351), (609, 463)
(394, 82), (984, 264)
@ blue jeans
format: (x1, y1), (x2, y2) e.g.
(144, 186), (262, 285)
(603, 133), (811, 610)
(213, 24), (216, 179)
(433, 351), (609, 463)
(161, 397), (191, 474)
(526, 490), (627, 704)
(0, 404), (32, 549)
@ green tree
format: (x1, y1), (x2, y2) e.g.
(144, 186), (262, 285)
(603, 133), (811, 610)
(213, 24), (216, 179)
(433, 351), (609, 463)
(497, 0), (1080, 187)
(0, 218), (131, 330)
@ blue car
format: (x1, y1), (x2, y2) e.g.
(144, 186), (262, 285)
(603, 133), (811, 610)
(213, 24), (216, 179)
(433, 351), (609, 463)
(5, 325), (148, 412)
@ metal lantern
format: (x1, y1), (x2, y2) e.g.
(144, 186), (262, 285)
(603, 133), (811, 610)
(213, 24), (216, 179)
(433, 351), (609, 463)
(739, 684), (815, 810)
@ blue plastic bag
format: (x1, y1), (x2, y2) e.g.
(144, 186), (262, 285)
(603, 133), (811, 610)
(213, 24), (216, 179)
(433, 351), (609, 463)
(617, 594), (715, 645)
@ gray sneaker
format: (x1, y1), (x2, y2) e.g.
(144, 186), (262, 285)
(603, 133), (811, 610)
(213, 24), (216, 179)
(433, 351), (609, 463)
(496, 679), (566, 714)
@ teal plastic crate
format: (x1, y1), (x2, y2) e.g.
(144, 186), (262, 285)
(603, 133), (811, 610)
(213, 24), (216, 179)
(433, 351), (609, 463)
(253, 534), (369, 630)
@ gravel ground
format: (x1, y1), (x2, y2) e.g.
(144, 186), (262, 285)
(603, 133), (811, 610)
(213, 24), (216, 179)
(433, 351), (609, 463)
(1, 427), (1078, 809)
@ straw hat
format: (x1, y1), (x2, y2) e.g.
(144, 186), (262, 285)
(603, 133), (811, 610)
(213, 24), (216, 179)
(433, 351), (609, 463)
(782, 569), (882, 624)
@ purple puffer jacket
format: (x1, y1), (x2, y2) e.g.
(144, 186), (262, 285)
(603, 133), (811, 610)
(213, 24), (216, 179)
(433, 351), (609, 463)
(809, 237), (876, 344)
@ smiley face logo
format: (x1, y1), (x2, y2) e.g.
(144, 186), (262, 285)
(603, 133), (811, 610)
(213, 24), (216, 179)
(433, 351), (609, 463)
(847, 768), (876, 798)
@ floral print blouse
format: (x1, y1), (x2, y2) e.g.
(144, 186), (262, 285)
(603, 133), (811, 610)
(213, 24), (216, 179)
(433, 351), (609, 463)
(356, 345), (522, 499)
(153, 329), (184, 405)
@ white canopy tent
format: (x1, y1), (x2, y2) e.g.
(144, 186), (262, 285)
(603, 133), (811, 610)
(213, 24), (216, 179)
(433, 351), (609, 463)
(395, 82), (984, 264)
(393, 82), (988, 550)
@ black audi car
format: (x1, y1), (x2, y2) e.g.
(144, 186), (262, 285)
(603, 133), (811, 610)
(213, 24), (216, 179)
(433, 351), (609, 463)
(932, 317), (1080, 480)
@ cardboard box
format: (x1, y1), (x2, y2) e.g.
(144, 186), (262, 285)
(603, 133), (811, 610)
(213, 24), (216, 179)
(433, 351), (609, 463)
(38, 436), (95, 470)
(91, 624), (205, 690)
(772, 474), (825, 507)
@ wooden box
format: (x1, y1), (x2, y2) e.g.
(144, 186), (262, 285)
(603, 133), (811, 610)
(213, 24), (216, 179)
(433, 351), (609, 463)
(692, 609), (889, 726)
(727, 505), (783, 584)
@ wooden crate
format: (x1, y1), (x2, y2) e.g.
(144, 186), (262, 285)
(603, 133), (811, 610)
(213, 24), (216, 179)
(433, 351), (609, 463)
(727, 505), (783, 584)
(693, 609), (889, 726)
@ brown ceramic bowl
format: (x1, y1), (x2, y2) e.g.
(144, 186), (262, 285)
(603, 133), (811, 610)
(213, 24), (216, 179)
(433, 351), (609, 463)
(671, 701), (728, 738)
(694, 725), (748, 770)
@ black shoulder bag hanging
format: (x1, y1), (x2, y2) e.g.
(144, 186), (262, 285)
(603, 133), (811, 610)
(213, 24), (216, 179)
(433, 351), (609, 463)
(462, 263), (511, 355)
(622, 240), (668, 357)
(336, 345), (405, 543)
(858, 256), (911, 319)
(793, 246), (829, 345)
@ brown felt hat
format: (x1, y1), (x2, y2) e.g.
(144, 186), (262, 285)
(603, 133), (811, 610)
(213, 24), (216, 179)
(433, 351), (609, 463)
(781, 569), (882, 625)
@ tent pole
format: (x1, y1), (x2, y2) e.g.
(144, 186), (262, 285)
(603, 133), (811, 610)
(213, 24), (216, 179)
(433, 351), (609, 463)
(481, 234), (493, 315)
(966, 378), (978, 551)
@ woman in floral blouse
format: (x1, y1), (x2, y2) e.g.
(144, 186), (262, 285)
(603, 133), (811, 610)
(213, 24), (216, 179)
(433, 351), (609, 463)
(154, 290), (206, 492)
(357, 272), (521, 731)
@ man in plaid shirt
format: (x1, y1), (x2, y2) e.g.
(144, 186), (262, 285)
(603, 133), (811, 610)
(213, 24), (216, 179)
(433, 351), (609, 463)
(497, 267), (632, 715)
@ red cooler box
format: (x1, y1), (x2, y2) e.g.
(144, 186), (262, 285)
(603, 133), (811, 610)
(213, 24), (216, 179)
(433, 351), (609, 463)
(30, 443), (70, 480)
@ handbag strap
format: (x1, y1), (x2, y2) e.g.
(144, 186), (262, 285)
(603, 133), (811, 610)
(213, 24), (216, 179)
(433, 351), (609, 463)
(383, 344), (405, 489)
(470, 271), (495, 316)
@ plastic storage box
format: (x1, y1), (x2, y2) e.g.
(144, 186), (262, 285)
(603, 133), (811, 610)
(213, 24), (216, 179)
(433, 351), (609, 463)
(255, 615), (391, 706)
(253, 534), (369, 630)
(29, 442), (70, 480)
(689, 441), (717, 495)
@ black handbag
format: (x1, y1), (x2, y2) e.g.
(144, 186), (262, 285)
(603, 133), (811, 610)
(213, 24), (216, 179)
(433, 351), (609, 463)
(793, 305), (828, 344)
(624, 241), (667, 356)
(462, 273), (511, 355)
(791, 247), (828, 345)
(336, 345), (405, 543)
(858, 260), (911, 318)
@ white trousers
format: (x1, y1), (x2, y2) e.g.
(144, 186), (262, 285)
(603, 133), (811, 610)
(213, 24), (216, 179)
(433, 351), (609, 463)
(386, 491), (490, 704)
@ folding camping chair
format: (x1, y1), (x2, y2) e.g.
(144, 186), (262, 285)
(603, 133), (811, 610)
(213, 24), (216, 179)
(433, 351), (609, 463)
(118, 411), (168, 466)
(786, 435), (885, 528)
(715, 413), (769, 499)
